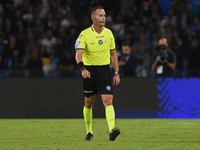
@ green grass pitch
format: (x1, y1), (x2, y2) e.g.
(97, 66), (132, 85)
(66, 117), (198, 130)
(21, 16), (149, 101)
(0, 119), (200, 150)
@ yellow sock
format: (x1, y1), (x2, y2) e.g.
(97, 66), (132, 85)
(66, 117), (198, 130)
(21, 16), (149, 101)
(105, 105), (115, 132)
(83, 106), (93, 134)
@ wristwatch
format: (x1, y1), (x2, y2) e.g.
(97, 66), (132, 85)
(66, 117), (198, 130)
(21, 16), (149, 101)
(115, 71), (120, 75)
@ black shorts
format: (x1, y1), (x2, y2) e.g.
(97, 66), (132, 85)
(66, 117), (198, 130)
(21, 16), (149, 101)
(83, 65), (113, 97)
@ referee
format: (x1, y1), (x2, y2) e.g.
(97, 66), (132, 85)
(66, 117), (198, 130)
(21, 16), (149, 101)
(75, 6), (120, 141)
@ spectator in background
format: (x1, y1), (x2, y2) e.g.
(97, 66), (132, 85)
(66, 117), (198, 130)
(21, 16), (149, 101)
(54, 37), (66, 58)
(33, 18), (44, 39)
(45, 12), (54, 28)
(119, 42), (138, 77)
(189, 17), (200, 31)
(66, 25), (79, 55)
(4, 1), (15, 20)
(151, 38), (176, 77)
(158, 0), (170, 15)
(22, 5), (34, 26)
(171, 30), (182, 69)
(58, 26), (67, 40)
(27, 48), (43, 69)
(15, 20), (26, 48)
(41, 29), (57, 58)
(141, 0), (153, 17)
(135, 59), (147, 77)
(188, 0), (200, 22)
(134, 46), (151, 69)
(112, 13), (126, 38)
(35, 0), (49, 20)
(11, 49), (24, 69)
(141, 16), (149, 29)
(25, 32), (40, 59)
(133, 31), (151, 53)
(14, 9), (23, 24)
(58, 49), (76, 71)
(50, 0), (66, 22)
(27, 48), (43, 77)
(0, 3), (3, 29)
(150, 4), (161, 20)
(50, 19), (59, 37)
(0, 33), (6, 68)
(180, 24), (195, 70)
(73, 0), (89, 25)
(118, 30), (134, 46)
(3, 18), (14, 40)
(60, 10), (71, 28)
(177, 2), (187, 27)
(124, 7), (137, 28)
(57, 49), (77, 77)
(18, 0), (31, 14)
(13, 0), (23, 8)
(82, 16), (91, 30)
(188, 39), (200, 76)
(160, 9), (177, 33)
(7, 35), (20, 57)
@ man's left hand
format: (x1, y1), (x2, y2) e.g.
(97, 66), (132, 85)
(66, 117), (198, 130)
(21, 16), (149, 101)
(113, 74), (120, 86)
(119, 61), (125, 66)
(164, 59), (169, 64)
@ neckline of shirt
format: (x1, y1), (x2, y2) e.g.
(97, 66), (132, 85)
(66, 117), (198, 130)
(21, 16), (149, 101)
(91, 25), (104, 34)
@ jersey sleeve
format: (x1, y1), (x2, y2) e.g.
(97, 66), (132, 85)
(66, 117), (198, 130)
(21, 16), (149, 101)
(75, 31), (86, 51)
(110, 32), (116, 51)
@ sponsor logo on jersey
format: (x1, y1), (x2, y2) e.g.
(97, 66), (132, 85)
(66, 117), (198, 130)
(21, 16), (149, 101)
(98, 40), (103, 45)
(75, 41), (81, 48)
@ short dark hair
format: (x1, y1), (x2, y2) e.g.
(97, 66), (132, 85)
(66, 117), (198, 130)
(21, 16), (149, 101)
(91, 6), (103, 16)
(122, 42), (132, 47)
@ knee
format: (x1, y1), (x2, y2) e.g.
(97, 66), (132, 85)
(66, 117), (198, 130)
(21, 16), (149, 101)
(85, 100), (94, 108)
(103, 98), (113, 107)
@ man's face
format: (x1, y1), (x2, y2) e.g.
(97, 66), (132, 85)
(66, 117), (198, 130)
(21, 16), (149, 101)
(159, 38), (168, 46)
(122, 46), (131, 56)
(92, 9), (106, 26)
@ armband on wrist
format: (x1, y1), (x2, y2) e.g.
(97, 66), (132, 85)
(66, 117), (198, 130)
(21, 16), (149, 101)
(78, 62), (85, 71)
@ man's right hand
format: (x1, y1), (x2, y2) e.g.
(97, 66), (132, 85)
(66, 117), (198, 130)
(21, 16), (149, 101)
(119, 61), (125, 66)
(81, 69), (91, 78)
(156, 56), (164, 63)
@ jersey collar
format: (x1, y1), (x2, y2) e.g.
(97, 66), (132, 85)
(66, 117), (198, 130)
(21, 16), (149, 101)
(91, 25), (104, 34)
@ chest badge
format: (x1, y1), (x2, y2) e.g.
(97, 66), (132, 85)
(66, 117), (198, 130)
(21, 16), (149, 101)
(98, 40), (103, 45)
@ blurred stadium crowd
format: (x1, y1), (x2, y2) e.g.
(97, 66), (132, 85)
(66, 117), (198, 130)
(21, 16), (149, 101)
(0, 0), (200, 77)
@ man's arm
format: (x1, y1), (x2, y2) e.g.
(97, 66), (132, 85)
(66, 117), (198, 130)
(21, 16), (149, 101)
(151, 56), (176, 71)
(110, 50), (120, 85)
(151, 56), (161, 71)
(151, 60), (158, 71)
(75, 50), (84, 64)
(164, 59), (176, 70)
(164, 50), (176, 70)
(75, 50), (90, 78)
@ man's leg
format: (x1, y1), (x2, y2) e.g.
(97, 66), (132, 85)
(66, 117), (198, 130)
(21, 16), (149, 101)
(101, 94), (115, 131)
(84, 95), (95, 140)
(101, 94), (120, 141)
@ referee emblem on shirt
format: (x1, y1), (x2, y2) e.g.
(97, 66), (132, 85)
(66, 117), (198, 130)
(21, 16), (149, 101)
(106, 85), (111, 91)
(98, 40), (103, 45)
